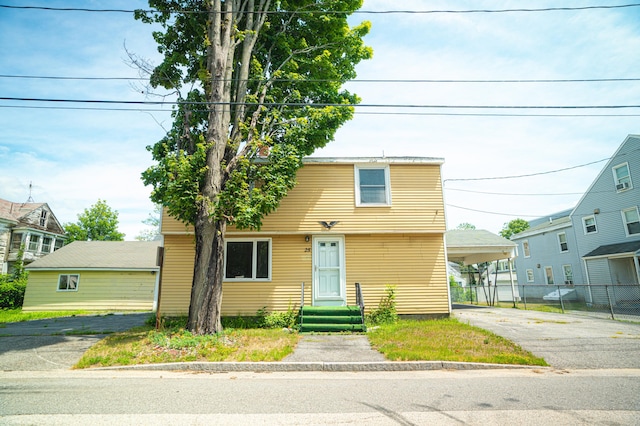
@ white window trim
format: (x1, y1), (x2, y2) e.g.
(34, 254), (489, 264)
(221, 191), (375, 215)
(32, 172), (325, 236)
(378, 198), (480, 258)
(526, 269), (534, 283)
(57, 274), (79, 292)
(522, 240), (530, 258)
(223, 238), (272, 282)
(621, 206), (640, 237)
(582, 215), (598, 235)
(557, 232), (568, 253)
(562, 264), (574, 285)
(612, 162), (633, 192)
(354, 164), (392, 207)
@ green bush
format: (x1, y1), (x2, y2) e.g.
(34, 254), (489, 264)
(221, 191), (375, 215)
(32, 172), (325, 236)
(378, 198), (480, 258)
(0, 275), (28, 309)
(366, 285), (398, 326)
(258, 304), (299, 329)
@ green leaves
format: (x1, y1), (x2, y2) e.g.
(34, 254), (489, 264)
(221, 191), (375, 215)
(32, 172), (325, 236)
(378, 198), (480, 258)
(64, 199), (125, 242)
(138, 0), (371, 231)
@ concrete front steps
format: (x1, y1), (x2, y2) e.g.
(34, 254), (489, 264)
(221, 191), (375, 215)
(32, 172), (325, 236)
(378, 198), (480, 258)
(299, 306), (366, 333)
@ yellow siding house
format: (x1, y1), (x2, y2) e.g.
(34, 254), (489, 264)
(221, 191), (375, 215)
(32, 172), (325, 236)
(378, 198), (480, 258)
(160, 157), (450, 317)
(23, 241), (161, 311)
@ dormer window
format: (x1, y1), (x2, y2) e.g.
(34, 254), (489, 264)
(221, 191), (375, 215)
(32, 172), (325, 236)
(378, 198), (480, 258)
(40, 210), (48, 227)
(613, 163), (632, 192)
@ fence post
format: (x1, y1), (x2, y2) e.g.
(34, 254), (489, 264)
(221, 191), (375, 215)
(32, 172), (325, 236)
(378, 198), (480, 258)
(557, 284), (565, 313)
(605, 285), (616, 320)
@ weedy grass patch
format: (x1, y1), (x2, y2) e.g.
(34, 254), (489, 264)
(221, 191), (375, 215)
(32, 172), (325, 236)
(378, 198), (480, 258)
(368, 318), (547, 366)
(74, 326), (300, 368)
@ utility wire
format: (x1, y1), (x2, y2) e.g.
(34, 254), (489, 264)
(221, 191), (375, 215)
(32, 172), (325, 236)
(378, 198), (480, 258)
(3, 96), (640, 110)
(443, 158), (610, 182)
(3, 104), (640, 117)
(2, 3), (639, 14)
(446, 204), (545, 218)
(445, 188), (586, 196)
(2, 74), (640, 83)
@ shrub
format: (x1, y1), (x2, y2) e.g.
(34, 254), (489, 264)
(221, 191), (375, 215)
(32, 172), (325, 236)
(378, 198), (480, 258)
(0, 275), (28, 309)
(259, 304), (299, 329)
(367, 285), (398, 325)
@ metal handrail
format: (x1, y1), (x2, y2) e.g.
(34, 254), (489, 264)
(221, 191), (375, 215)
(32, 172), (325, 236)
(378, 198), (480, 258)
(355, 282), (365, 325)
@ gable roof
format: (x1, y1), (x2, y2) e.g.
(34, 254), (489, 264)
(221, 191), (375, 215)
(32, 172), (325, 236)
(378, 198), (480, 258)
(0, 198), (44, 223)
(570, 134), (640, 217)
(446, 230), (517, 265)
(25, 241), (162, 270)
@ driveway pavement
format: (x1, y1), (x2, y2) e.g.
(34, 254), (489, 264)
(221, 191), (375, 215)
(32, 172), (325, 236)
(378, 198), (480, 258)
(452, 305), (640, 370)
(0, 313), (151, 371)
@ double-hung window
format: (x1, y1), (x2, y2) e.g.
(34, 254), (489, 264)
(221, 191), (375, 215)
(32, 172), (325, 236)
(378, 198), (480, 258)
(562, 265), (574, 285)
(622, 207), (640, 236)
(522, 240), (530, 258)
(612, 163), (632, 191)
(557, 232), (568, 252)
(58, 274), (79, 291)
(224, 239), (271, 281)
(28, 235), (40, 252)
(10, 233), (23, 251)
(526, 269), (534, 283)
(42, 237), (52, 253)
(355, 165), (391, 206)
(583, 216), (597, 234)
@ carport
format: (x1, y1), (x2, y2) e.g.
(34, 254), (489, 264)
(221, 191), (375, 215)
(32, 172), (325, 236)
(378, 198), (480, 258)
(445, 230), (518, 306)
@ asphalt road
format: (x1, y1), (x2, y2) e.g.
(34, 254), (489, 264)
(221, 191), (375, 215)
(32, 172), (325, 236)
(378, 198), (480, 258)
(1, 369), (639, 425)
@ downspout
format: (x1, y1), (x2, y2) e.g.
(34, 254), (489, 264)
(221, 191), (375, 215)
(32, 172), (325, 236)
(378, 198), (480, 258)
(634, 251), (640, 284)
(583, 257), (593, 305)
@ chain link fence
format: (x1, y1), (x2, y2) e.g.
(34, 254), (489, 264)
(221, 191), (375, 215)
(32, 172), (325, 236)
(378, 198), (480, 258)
(451, 283), (640, 322)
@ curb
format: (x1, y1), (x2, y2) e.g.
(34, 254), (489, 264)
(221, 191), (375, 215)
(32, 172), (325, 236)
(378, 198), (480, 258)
(95, 361), (546, 373)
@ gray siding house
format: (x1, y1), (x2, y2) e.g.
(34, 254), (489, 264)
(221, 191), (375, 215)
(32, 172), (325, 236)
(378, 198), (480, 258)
(572, 135), (640, 286)
(511, 135), (640, 302)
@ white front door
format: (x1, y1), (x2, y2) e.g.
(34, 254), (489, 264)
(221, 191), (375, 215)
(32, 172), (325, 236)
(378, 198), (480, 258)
(313, 236), (346, 306)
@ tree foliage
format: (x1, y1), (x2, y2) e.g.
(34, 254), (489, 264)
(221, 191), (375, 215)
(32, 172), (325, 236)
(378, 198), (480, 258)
(499, 218), (529, 240)
(136, 0), (371, 334)
(64, 200), (125, 242)
(455, 223), (476, 230)
(136, 204), (162, 241)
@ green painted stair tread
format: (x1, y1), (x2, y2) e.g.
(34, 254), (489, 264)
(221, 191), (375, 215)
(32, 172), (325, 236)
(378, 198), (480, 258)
(299, 323), (366, 332)
(301, 306), (362, 315)
(301, 315), (363, 324)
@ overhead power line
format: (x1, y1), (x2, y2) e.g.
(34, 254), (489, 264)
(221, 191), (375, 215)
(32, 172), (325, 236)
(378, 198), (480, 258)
(2, 74), (640, 84)
(3, 96), (640, 110)
(2, 3), (639, 14)
(3, 104), (640, 117)
(444, 158), (610, 183)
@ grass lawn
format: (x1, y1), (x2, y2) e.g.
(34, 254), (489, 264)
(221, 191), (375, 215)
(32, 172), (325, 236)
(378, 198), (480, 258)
(73, 316), (546, 368)
(0, 308), (93, 325)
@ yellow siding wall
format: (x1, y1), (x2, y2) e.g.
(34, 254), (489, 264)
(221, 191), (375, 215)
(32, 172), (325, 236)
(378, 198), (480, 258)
(345, 234), (449, 315)
(159, 233), (448, 316)
(22, 270), (157, 311)
(161, 162), (445, 235)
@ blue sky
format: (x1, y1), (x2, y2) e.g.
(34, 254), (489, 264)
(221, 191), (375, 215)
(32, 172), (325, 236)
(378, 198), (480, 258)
(1, 0), (639, 239)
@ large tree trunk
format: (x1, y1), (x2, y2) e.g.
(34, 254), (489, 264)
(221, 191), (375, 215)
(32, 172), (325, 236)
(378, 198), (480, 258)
(186, 0), (234, 334)
(187, 214), (226, 334)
